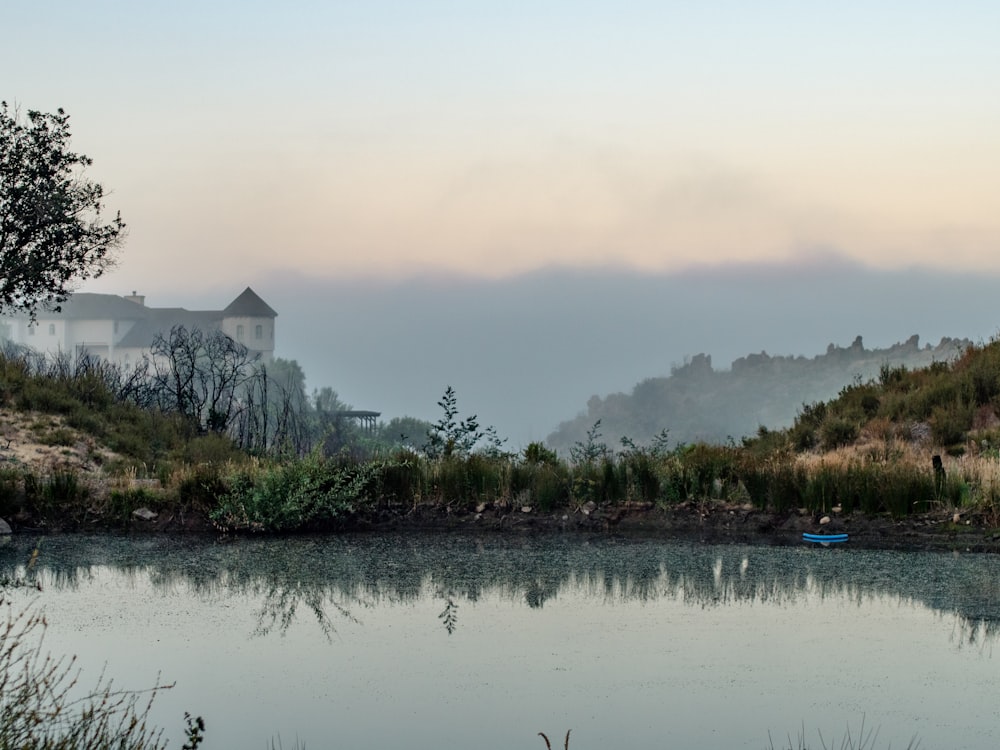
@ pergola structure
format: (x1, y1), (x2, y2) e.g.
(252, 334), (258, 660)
(335, 410), (381, 434)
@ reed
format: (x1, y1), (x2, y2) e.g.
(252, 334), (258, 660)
(768, 717), (920, 750)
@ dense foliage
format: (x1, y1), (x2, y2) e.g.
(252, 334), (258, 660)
(0, 104), (123, 318)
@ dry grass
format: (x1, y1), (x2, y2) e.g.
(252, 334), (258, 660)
(0, 598), (174, 749)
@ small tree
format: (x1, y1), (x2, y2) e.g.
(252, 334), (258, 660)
(0, 103), (124, 317)
(150, 326), (259, 434)
(570, 420), (608, 463)
(425, 386), (484, 458)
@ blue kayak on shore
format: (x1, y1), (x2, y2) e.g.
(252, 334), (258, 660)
(803, 532), (848, 543)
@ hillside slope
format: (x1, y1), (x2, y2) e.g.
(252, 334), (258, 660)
(547, 335), (969, 453)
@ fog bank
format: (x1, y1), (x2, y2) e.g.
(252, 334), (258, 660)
(193, 257), (999, 447)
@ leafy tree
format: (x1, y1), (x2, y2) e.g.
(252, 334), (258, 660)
(0, 103), (124, 317)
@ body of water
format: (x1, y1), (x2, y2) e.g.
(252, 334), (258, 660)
(1, 533), (998, 749)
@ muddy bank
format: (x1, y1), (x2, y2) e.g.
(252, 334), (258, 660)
(9, 499), (1000, 553)
(356, 500), (1000, 553)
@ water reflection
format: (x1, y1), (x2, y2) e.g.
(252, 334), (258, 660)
(1, 533), (998, 645)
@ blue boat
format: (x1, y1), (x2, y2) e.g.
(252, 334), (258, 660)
(803, 532), (848, 543)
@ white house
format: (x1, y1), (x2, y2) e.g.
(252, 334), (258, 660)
(0, 287), (277, 365)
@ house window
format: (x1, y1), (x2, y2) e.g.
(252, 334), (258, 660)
(236, 325), (244, 340)
(255, 325), (263, 340)
(27, 324), (35, 336)
(48, 324), (55, 336)
(114, 320), (119, 334)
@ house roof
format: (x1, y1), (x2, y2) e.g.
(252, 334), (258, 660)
(3, 288), (276, 350)
(115, 309), (223, 349)
(223, 287), (277, 318)
(22, 293), (147, 321)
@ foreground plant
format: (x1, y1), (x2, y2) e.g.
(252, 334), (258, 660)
(768, 717), (920, 750)
(0, 596), (193, 749)
(538, 729), (571, 750)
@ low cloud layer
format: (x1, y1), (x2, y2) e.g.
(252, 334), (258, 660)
(228, 255), (1000, 447)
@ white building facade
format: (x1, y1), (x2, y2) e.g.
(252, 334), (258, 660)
(0, 287), (277, 365)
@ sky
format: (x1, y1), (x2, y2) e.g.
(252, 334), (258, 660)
(5, 2), (1000, 440)
(6, 2), (1000, 287)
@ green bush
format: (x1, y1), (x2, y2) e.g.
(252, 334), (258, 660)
(375, 455), (421, 507)
(532, 465), (570, 510)
(930, 403), (973, 447)
(523, 442), (559, 465)
(173, 463), (229, 511)
(821, 418), (859, 450)
(35, 427), (75, 447)
(212, 453), (386, 532)
(909, 375), (962, 420)
(620, 450), (660, 503)
(170, 433), (243, 464)
(21, 470), (88, 522)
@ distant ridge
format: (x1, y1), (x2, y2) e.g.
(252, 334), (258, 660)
(546, 335), (970, 452)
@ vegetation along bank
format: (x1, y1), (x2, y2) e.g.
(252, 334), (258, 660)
(1, 339), (1000, 552)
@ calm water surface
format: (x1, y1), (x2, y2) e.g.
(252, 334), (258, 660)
(1, 533), (998, 749)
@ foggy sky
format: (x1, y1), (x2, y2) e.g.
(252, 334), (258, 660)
(8, 4), (1000, 443)
(173, 255), (998, 447)
(6, 2), (1000, 290)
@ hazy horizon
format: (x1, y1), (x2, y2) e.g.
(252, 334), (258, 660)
(7, 3), (1000, 444)
(81, 256), (999, 447)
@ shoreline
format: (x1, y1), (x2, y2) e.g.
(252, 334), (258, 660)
(23, 499), (996, 554)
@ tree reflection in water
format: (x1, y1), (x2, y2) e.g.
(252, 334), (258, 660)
(1, 534), (998, 645)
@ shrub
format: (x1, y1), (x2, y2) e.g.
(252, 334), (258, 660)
(821, 418), (859, 450)
(0, 599), (179, 749)
(170, 433), (244, 465)
(620, 450), (660, 503)
(212, 453), (387, 532)
(930, 403), (973, 447)
(375, 455), (421, 507)
(737, 456), (803, 513)
(35, 427), (75, 447)
(172, 463), (230, 512)
(511, 461), (569, 511)
(523, 442), (559, 466)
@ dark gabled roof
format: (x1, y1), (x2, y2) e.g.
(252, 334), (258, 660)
(223, 287), (277, 318)
(24, 293), (147, 321)
(116, 309), (223, 349)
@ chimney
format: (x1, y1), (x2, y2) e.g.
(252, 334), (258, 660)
(125, 291), (145, 306)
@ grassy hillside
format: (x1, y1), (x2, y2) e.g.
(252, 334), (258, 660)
(547, 335), (969, 454)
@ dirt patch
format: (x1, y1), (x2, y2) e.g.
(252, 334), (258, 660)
(0, 409), (117, 475)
